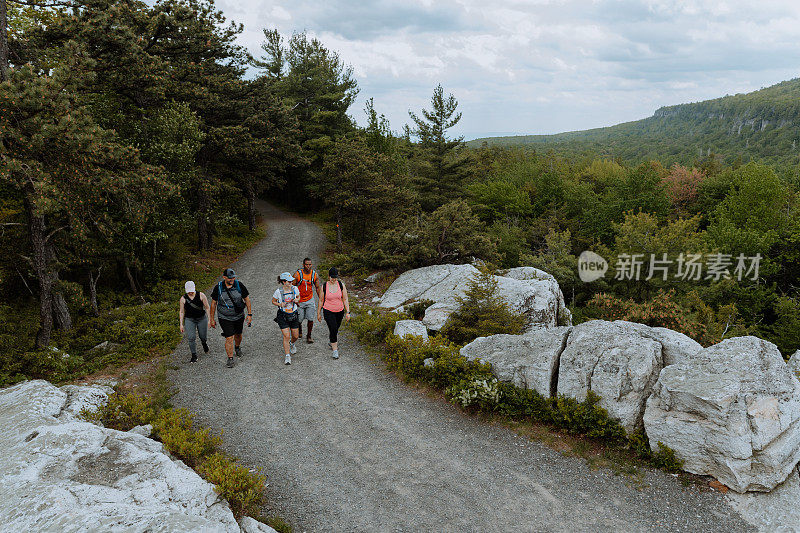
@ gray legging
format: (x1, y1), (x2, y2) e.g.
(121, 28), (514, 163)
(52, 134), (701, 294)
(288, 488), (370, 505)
(184, 315), (208, 354)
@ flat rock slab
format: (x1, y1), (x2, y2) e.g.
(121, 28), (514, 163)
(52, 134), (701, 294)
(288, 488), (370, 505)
(557, 320), (663, 433)
(644, 336), (800, 493)
(0, 380), (267, 533)
(461, 327), (572, 397)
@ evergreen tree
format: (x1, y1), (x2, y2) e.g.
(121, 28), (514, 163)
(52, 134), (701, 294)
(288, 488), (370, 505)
(0, 58), (171, 347)
(408, 84), (471, 210)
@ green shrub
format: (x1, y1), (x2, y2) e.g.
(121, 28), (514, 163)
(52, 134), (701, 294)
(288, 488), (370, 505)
(82, 392), (156, 431)
(439, 269), (525, 346)
(198, 453), (266, 518)
(446, 377), (502, 410)
(406, 299), (435, 321)
(424, 346), (494, 390)
(351, 308), (401, 346)
(153, 408), (222, 468)
(650, 441), (684, 473)
(550, 392), (627, 442)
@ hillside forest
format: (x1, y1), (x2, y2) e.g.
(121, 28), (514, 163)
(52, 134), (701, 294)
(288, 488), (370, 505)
(1, 0), (799, 387)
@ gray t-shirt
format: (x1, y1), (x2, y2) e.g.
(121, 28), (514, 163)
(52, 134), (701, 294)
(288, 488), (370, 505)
(211, 281), (249, 321)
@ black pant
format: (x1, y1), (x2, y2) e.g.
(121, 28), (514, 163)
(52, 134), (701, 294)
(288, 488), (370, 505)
(323, 309), (345, 343)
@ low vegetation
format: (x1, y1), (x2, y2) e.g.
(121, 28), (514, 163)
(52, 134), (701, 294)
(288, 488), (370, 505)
(352, 306), (684, 475)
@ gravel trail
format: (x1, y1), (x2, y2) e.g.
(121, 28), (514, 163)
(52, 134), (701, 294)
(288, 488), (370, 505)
(169, 201), (752, 533)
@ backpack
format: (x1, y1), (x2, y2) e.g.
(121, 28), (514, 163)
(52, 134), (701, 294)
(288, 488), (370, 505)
(295, 268), (317, 298)
(218, 280), (244, 313)
(322, 280), (344, 306)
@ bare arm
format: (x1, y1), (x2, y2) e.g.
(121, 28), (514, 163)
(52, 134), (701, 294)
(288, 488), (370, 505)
(244, 296), (252, 324)
(342, 283), (351, 321)
(209, 299), (217, 328)
(314, 275), (323, 299)
(179, 297), (185, 332)
(200, 292), (211, 314)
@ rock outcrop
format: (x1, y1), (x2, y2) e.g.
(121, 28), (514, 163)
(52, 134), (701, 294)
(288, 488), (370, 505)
(376, 264), (572, 331)
(0, 380), (275, 532)
(557, 320), (663, 433)
(644, 337), (800, 493)
(393, 320), (429, 341)
(460, 327), (572, 397)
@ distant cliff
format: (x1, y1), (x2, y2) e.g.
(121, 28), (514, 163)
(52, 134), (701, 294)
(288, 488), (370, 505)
(469, 78), (800, 165)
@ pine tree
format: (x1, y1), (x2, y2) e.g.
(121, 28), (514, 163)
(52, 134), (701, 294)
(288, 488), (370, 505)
(408, 84), (472, 210)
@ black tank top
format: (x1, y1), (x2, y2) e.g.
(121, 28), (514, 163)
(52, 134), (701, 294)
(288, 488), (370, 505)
(183, 293), (205, 319)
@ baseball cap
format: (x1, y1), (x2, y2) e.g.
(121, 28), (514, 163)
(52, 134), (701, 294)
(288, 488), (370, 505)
(184, 281), (196, 293)
(279, 272), (293, 282)
(223, 268), (237, 278)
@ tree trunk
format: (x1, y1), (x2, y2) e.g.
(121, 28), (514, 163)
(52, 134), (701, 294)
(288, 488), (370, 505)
(246, 183), (256, 231)
(26, 200), (60, 348)
(52, 285), (72, 330)
(88, 268), (101, 316)
(336, 207), (342, 252)
(124, 262), (138, 294)
(0, 0), (9, 82)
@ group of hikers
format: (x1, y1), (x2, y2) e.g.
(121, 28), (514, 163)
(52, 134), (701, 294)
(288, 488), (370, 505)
(178, 258), (350, 368)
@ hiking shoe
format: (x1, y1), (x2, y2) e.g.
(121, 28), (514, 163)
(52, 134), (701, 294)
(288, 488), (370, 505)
(306, 336), (314, 344)
(290, 343), (297, 354)
(285, 354), (291, 365)
(235, 346), (242, 357)
(226, 357), (235, 368)
(190, 353), (198, 363)
(332, 350), (339, 360)
(201, 340), (209, 353)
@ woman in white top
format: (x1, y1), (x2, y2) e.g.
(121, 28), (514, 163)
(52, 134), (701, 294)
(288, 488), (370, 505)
(272, 272), (301, 365)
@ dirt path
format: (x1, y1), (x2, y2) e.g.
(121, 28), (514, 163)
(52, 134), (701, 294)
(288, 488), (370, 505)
(168, 201), (752, 533)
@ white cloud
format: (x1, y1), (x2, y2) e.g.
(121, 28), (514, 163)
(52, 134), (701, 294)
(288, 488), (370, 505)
(220, 0), (800, 139)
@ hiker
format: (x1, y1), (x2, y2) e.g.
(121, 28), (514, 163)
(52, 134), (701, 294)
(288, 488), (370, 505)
(209, 268), (252, 368)
(317, 267), (350, 360)
(179, 281), (210, 363)
(273, 272), (301, 365)
(292, 257), (322, 343)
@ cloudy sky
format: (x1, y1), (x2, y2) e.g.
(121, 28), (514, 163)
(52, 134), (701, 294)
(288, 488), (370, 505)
(215, 0), (800, 140)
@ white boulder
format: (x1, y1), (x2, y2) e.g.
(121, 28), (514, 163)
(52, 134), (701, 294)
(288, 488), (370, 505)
(379, 264), (572, 331)
(0, 380), (252, 532)
(378, 264), (479, 310)
(613, 321), (702, 367)
(643, 336), (800, 493)
(501, 266), (556, 282)
(557, 320), (663, 433)
(393, 320), (429, 341)
(421, 302), (459, 331)
(788, 350), (800, 378)
(460, 327), (572, 397)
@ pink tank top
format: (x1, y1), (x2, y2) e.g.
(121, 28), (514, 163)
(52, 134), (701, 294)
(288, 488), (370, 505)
(323, 281), (344, 312)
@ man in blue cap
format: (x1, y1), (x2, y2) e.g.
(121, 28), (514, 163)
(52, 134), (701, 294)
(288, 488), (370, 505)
(209, 268), (252, 368)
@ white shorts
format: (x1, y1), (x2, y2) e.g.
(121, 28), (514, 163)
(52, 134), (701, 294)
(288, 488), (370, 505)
(297, 299), (316, 322)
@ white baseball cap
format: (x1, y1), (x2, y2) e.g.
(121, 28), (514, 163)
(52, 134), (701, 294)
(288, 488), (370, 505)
(184, 281), (196, 293)
(279, 272), (293, 282)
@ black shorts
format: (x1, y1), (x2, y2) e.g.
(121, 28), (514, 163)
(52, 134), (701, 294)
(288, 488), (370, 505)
(275, 310), (300, 330)
(218, 317), (244, 337)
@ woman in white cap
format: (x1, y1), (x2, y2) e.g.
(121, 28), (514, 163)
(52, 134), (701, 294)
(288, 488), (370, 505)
(272, 272), (301, 365)
(179, 281), (211, 363)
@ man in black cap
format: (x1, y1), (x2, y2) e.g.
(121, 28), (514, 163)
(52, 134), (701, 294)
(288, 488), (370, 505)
(209, 268), (252, 368)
